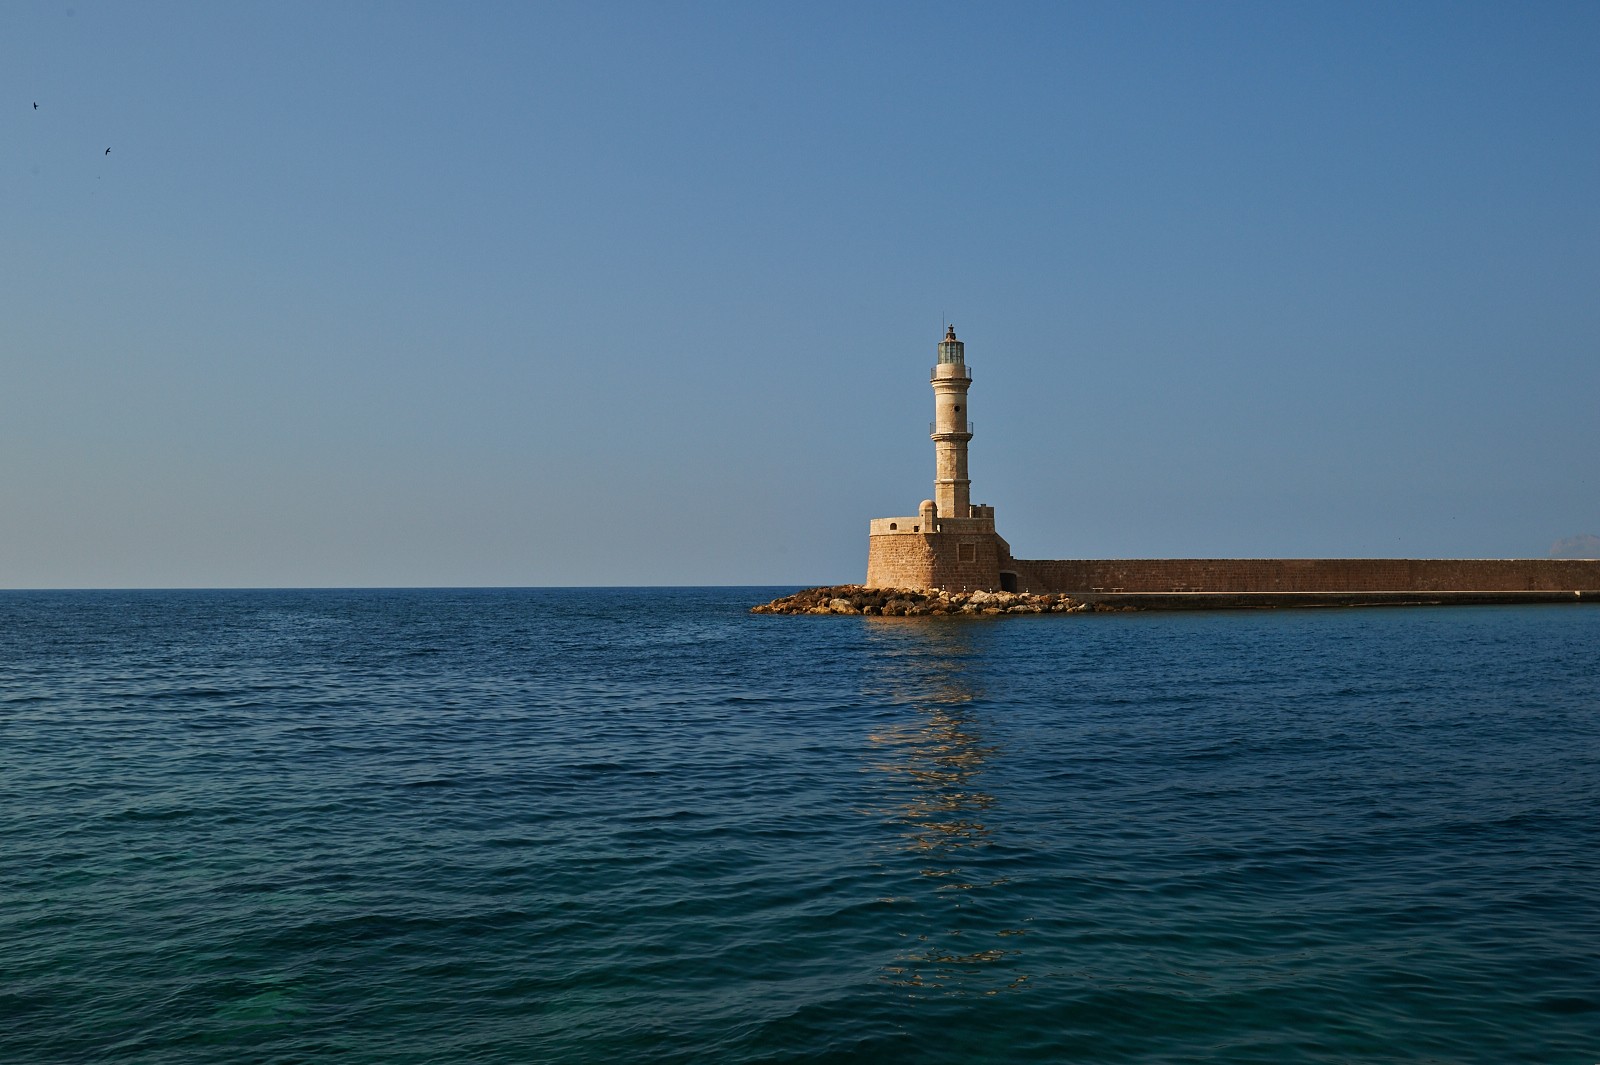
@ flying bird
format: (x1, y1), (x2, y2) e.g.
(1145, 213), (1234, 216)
(105, 147), (110, 155)
(33, 102), (38, 109)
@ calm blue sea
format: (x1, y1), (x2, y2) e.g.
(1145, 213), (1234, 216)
(2, 589), (1597, 1063)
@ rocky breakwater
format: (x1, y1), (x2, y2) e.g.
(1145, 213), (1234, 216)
(751, 585), (1089, 616)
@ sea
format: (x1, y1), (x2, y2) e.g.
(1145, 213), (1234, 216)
(1, 588), (1596, 1064)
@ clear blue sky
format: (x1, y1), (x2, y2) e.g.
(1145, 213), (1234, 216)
(4, 1), (1597, 587)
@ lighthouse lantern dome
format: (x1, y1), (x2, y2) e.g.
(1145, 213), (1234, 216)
(937, 325), (964, 365)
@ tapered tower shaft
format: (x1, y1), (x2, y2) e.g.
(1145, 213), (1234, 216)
(931, 325), (972, 518)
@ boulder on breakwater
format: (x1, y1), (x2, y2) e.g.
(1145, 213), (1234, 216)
(751, 585), (1091, 616)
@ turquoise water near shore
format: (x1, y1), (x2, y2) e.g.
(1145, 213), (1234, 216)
(2, 589), (1597, 1063)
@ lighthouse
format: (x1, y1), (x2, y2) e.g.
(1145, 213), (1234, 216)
(931, 325), (973, 519)
(866, 326), (1008, 592)
(862, 323), (1600, 601)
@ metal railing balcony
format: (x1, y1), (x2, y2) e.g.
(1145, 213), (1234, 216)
(930, 421), (974, 435)
(930, 362), (972, 379)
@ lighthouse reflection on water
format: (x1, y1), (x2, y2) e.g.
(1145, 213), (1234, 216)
(860, 618), (1032, 996)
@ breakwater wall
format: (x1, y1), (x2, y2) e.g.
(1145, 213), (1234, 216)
(1008, 558), (1600, 595)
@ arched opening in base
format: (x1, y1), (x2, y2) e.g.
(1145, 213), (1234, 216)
(999, 571), (1019, 593)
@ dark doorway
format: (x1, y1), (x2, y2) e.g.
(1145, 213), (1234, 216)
(999, 571), (1019, 592)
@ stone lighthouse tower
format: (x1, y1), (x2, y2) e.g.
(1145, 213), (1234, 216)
(931, 325), (972, 519)
(865, 326), (1008, 592)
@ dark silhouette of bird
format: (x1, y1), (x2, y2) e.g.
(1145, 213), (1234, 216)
(33, 102), (38, 109)
(104, 147), (110, 155)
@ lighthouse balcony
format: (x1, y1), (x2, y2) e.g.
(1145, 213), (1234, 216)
(930, 363), (972, 381)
